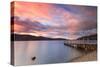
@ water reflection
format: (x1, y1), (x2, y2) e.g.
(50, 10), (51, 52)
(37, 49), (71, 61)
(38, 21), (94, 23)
(14, 40), (84, 66)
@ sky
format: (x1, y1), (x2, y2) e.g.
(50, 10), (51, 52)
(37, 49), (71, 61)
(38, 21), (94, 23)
(11, 1), (97, 40)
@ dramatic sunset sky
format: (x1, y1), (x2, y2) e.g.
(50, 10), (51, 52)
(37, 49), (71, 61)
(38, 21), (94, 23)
(11, 1), (97, 40)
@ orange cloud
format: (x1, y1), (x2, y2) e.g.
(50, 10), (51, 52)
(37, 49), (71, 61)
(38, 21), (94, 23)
(12, 23), (25, 32)
(13, 2), (53, 20)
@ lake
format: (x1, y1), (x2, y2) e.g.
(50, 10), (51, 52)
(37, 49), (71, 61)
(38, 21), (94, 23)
(13, 40), (85, 66)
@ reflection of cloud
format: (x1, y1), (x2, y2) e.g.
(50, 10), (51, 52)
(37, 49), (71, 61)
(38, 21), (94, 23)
(11, 2), (97, 39)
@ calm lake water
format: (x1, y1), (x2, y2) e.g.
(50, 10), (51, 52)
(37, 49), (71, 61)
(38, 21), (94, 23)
(13, 40), (85, 66)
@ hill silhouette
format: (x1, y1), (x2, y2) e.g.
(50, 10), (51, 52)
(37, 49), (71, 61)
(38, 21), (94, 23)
(11, 33), (66, 41)
(77, 34), (97, 40)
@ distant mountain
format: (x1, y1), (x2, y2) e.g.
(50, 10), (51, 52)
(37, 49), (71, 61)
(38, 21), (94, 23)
(11, 33), (66, 41)
(77, 34), (97, 40)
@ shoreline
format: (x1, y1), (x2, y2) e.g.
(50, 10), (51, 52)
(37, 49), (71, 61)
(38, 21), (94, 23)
(64, 43), (97, 51)
(69, 50), (97, 62)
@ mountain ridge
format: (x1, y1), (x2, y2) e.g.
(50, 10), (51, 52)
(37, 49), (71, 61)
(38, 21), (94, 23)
(11, 33), (66, 41)
(77, 34), (97, 40)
